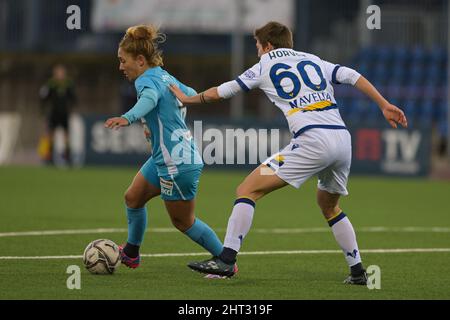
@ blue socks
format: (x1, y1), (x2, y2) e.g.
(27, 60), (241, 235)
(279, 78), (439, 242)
(126, 207), (222, 257)
(126, 206), (148, 246)
(184, 218), (223, 256)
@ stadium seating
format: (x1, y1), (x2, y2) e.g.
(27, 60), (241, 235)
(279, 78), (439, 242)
(337, 46), (448, 137)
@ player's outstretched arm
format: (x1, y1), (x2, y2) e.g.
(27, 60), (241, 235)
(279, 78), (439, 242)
(170, 85), (222, 105)
(105, 88), (157, 130)
(354, 76), (408, 129)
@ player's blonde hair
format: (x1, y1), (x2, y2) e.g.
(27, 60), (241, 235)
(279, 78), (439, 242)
(119, 25), (166, 67)
(254, 21), (293, 49)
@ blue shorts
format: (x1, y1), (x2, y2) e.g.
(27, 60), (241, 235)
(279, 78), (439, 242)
(140, 157), (202, 201)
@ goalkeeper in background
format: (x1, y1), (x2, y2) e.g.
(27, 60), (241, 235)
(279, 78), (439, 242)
(39, 64), (76, 165)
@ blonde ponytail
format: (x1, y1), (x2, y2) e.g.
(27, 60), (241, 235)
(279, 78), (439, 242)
(119, 25), (166, 67)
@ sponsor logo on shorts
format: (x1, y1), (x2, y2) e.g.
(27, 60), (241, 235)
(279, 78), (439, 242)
(160, 178), (174, 196)
(270, 154), (285, 167)
(262, 154), (285, 176)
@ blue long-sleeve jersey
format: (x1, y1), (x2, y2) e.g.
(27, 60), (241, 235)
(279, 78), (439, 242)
(122, 67), (203, 176)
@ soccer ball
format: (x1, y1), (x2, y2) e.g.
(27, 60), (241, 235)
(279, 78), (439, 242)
(83, 239), (121, 274)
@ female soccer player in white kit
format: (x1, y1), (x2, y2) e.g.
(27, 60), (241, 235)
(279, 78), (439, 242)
(170, 21), (407, 284)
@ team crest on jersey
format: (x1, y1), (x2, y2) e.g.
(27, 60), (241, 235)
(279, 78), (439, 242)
(160, 178), (174, 196)
(161, 74), (172, 83)
(244, 70), (256, 79)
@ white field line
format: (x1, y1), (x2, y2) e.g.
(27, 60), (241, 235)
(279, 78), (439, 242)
(0, 248), (449, 260)
(0, 226), (450, 238)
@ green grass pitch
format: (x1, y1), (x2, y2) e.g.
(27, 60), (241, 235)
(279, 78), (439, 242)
(0, 166), (449, 299)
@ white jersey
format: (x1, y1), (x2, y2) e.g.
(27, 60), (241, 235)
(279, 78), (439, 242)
(218, 48), (361, 137)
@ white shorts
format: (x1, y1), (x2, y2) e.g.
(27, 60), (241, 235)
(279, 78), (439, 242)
(262, 128), (352, 195)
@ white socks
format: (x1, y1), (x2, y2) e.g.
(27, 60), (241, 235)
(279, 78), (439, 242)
(222, 201), (362, 269)
(329, 212), (362, 267)
(223, 198), (256, 252)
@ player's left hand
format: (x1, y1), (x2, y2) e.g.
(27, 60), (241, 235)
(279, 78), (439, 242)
(381, 103), (408, 129)
(104, 117), (129, 130)
(169, 84), (189, 104)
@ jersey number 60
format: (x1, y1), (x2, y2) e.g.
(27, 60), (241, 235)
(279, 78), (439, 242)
(269, 61), (327, 99)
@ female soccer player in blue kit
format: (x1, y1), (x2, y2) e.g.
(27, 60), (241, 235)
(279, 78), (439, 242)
(104, 25), (223, 269)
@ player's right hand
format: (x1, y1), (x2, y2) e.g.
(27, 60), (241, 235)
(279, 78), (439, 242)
(104, 116), (129, 130)
(381, 103), (408, 129)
